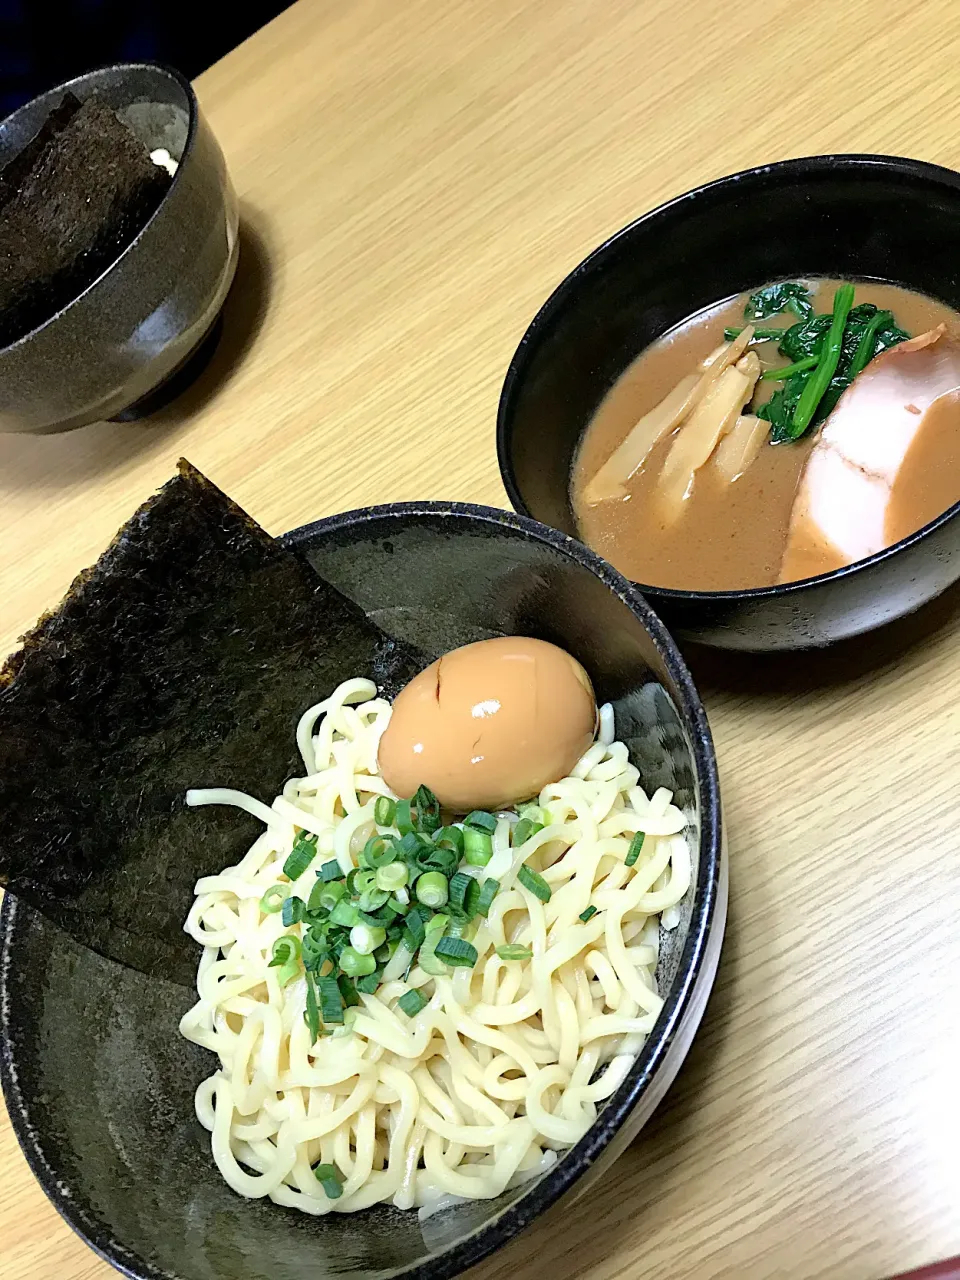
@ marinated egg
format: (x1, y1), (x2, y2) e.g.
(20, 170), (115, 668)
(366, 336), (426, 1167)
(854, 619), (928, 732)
(377, 636), (597, 811)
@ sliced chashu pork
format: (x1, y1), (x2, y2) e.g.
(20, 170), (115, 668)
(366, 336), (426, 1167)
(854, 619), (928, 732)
(779, 326), (960, 583)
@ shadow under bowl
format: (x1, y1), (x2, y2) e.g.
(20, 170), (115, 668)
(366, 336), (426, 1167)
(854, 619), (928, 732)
(0, 503), (724, 1280)
(497, 154), (960, 651)
(0, 62), (239, 434)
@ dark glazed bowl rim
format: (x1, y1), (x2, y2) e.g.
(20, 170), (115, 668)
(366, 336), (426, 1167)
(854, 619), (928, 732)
(496, 152), (960, 604)
(0, 60), (197, 356)
(0, 500), (722, 1280)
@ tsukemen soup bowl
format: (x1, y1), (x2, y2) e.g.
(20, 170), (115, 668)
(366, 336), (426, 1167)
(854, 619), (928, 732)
(497, 154), (960, 650)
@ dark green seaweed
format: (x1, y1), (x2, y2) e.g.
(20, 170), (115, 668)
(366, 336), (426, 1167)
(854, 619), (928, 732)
(0, 461), (420, 986)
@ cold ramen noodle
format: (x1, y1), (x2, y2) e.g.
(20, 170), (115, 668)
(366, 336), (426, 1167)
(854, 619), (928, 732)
(573, 279), (960, 590)
(179, 638), (690, 1216)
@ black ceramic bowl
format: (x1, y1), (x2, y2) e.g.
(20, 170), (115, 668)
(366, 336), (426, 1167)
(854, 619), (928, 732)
(0, 503), (724, 1280)
(497, 154), (960, 651)
(0, 63), (238, 433)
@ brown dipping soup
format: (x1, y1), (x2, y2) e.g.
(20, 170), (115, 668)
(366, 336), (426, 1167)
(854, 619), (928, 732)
(571, 280), (960, 591)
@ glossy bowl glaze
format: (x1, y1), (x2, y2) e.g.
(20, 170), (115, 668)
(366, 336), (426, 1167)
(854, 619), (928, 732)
(497, 154), (960, 651)
(0, 62), (238, 434)
(0, 502), (724, 1280)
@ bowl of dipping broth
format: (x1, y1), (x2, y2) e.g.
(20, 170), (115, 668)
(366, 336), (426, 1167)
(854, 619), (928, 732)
(0, 62), (237, 433)
(1, 501), (724, 1280)
(497, 155), (960, 651)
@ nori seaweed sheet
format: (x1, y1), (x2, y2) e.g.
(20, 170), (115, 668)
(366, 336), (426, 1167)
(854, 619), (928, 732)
(0, 461), (420, 987)
(0, 92), (172, 347)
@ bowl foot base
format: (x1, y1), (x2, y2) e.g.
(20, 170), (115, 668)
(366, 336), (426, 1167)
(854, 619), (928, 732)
(109, 313), (223, 422)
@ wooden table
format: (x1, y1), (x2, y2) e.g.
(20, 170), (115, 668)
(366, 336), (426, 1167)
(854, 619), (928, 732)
(3, 0), (960, 1276)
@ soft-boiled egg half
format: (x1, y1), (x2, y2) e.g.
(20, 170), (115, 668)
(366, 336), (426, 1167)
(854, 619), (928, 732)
(377, 636), (597, 811)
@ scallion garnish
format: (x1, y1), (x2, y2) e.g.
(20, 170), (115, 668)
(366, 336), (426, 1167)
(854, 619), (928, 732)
(463, 827), (492, 866)
(315, 880), (346, 913)
(313, 1162), (343, 1199)
(355, 971), (380, 994)
(329, 898), (361, 928)
(395, 799), (415, 836)
(339, 945), (376, 977)
(374, 796), (397, 827)
(463, 810), (497, 833)
(350, 923), (386, 956)
(625, 832), (645, 867)
(303, 970), (321, 1042)
(477, 878), (499, 917)
(403, 906), (426, 951)
(282, 895), (305, 926)
(283, 832), (318, 881)
(433, 825), (465, 858)
(338, 974), (361, 1007)
(357, 887), (389, 914)
(415, 870), (449, 909)
(397, 988), (429, 1017)
(412, 784), (441, 834)
(434, 936), (478, 967)
(448, 871), (480, 920)
(361, 835), (396, 869)
(496, 944), (533, 961)
(513, 817), (544, 846)
(318, 975), (344, 1024)
(418, 914), (450, 976)
(259, 884), (289, 914)
(517, 864), (551, 902)
(319, 859), (343, 882)
(267, 934), (302, 985)
(579, 905), (598, 923)
(376, 861), (408, 892)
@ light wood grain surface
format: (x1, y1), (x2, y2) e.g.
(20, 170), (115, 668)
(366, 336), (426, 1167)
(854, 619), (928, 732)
(2, 1), (960, 1277)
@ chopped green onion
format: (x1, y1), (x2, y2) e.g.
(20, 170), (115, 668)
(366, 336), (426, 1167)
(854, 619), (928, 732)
(397, 989), (429, 1017)
(319, 859), (344, 882)
(579, 905), (598, 923)
(376, 861), (409, 892)
(477, 878), (499, 917)
(433, 826), (465, 858)
(356, 971), (380, 994)
(259, 885), (289, 914)
(418, 914), (450, 975)
(412, 784), (441, 834)
(374, 796), (397, 826)
(449, 871), (480, 919)
(496, 944), (533, 961)
(315, 880), (346, 913)
(338, 945), (376, 977)
(463, 827), (493, 866)
(517, 864), (551, 902)
(384, 896), (408, 917)
(283, 833), (318, 881)
(358, 887), (389, 914)
(348, 868), (377, 897)
(517, 803), (544, 824)
(421, 847), (459, 877)
(416, 871), (449, 909)
(338, 974), (361, 1007)
(303, 970), (320, 1042)
(267, 934), (302, 985)
(282, 895), (305, 926)
(464, 810), (497, 833)
(513, 818), (544, 846)
(395, 799), (415, 836)
(313, 1162), (343, 1200)
(301, 926), (329, 971)
(329, 898), (361, 928)
(625, 832), (645, 867)
(350, 924), (386, 956)
(403, 906), (426, 951)
(434, 936), (478, 968)
(318, 974), (344, 1024)
(361, 835), (396, 869)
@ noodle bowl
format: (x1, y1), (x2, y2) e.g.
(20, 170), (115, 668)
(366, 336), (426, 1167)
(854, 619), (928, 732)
(180, 677), (690, 1216)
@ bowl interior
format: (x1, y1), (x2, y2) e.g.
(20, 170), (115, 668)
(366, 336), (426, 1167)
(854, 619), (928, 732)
(0, 63), (191, 171)
(0, 505), (719, 1280)
(498, 154), (960, 546)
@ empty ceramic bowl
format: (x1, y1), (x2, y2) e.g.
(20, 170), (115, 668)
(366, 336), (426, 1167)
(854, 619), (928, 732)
(0, 502), (724, 1280)
(497, 155), (960, 650)
(0, 62), (238, 433)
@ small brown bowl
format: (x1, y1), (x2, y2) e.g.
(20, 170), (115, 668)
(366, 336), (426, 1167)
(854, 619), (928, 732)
(0, 62), (238, 434)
